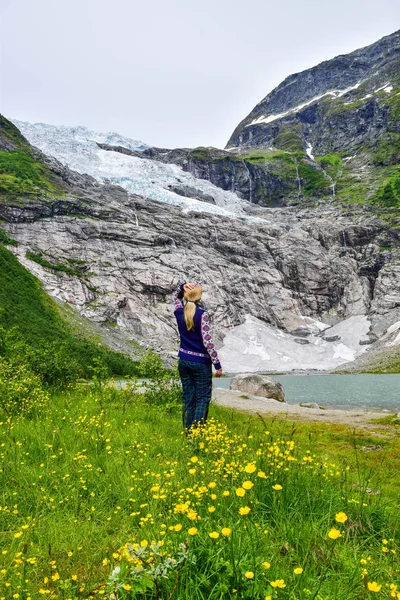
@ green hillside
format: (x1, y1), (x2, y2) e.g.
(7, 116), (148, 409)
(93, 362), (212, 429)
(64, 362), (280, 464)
(0, 238), (140, 385)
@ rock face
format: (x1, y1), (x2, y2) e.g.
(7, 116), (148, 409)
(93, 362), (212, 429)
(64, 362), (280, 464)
(1, 109), (400, 373)
(226, 30), (400, 155)
(230, 374), (285, 402)
(87, 31), (400, 212)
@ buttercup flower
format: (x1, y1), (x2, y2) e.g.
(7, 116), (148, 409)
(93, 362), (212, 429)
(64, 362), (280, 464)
(221, 528), (232, 537)
(244, 463), (257, 474)
(294, 567), (303, 575)
(236, 488), (246, 497)
(239, 506), (251, 515)
(272, 484), (283, 491)
(242, 481), (254, 490)
(262, 561), (271, 569)
(328, 528), (342, 540)
(188, 527), (198, 536)
(270, 579), (286, 588)
(209, 531), (219, 539)
(367, 582), (382, 593)
(335, 512), (348, 523)
(245, 571), (254, 579)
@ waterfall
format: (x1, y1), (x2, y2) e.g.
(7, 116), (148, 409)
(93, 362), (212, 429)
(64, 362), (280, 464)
(242, 160), (253, 203)
(128, 194), (139, 227)
(294, 158), (302, 199)
(319, 166), (336, 198)
(231, 161), (236, 193)
(306, 142), (315, 161)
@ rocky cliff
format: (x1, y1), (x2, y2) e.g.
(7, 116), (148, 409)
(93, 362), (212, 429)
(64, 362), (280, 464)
(2, 30), (400, 372)
(1, 113), (400, 372)
(90, 30), (400, 210)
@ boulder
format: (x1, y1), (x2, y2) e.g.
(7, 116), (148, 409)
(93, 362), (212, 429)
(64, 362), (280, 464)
(230, 374), (285, 402)
(300, 402), (320, 409)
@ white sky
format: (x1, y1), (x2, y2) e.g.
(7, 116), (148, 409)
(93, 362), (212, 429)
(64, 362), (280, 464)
(1, 0), (399, 149)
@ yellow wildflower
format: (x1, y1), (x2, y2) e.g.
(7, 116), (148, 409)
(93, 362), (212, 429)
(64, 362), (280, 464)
(188, 527), (198, 536)
(335, 512), (348, 523)
(294, 567), (303, 575)
(244, 463), (257, 474)
(244, 571), (254, 579)
(328, 528), (342, 540)
(221, 528), (232, 537)
(236, 488), (246, 497)
(209, 531), (219, 539)
(367, 582), (382, 593)
(242, 481), (254, 490)
(272, 484), (282, 491)
(239, 506), (251, 515)
(270, 579), (286, 588)
(262, 561), (271, 569)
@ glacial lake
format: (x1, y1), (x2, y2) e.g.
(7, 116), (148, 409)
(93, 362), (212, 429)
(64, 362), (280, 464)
(213, 374), (400, 412)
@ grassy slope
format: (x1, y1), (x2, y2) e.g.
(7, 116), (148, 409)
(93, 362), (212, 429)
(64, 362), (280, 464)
(0, 115), (63, 202)
(0, 242), (139, 378)
(0, 390), (399, 599)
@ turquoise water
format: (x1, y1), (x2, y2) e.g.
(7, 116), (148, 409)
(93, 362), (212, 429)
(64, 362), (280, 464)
(213, 374), (400, 412)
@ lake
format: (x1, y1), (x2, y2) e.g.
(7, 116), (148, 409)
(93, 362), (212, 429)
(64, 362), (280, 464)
(213, 374), (400, 412)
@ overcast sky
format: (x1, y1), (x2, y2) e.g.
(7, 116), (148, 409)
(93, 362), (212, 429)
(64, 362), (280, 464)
(1, 0), (399, 149)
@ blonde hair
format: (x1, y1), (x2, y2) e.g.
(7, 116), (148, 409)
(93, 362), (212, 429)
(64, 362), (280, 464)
(184, 285), (202, 331)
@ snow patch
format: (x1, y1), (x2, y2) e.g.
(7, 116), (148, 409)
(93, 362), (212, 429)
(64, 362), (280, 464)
(219, 314), (370, 373)
(247, 82), (362, 127)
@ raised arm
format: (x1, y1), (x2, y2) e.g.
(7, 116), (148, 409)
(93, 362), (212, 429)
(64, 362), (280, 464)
(200, 311), (222, 372)
(173, 282), (185, 311)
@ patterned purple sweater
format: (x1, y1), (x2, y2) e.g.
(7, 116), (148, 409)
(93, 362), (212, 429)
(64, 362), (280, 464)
(174, 283), (222, 370)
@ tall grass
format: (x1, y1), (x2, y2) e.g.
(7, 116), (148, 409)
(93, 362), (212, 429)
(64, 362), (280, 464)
(0, 382), (399, 599)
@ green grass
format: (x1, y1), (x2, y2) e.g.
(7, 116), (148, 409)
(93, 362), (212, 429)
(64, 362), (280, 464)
(0, 229), (17, 246)
(0, 115), (29, 150)
(0, 389), (399, 599)
(26, 250), (86, 278)
(373, 171), (400, 208)
(373, 133), (400, 167)
(0, 244), (140, 381)
(0, 150), (60, 198)
(273, 127), (304, 153)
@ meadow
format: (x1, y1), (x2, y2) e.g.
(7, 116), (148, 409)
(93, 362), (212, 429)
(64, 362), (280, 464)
(0, 374), (399, 600)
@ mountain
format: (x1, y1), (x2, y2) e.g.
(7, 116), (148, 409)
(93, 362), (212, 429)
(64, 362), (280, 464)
(1, 30), (400, 372)
(1, 111), (400, 372)
(227, 30), (400, 154)
(89, 30), (400, 210)
(12, 121), (247, 218)
(224, 30), (400, 208)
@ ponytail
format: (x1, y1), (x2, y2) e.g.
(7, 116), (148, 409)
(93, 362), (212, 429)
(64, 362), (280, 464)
(184, 302), (196, 331)
(183, 284), (202, 331)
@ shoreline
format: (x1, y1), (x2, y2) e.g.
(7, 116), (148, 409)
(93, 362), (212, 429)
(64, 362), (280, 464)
(212, 388), (395, 428)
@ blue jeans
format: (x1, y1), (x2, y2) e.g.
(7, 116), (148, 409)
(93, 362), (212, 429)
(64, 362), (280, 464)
(178, 359), (212, 430)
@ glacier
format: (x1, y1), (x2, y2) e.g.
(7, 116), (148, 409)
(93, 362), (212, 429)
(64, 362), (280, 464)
(13, 120), (248, 218)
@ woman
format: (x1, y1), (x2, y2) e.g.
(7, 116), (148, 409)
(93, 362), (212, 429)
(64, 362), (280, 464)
(174, 282), (222, 430)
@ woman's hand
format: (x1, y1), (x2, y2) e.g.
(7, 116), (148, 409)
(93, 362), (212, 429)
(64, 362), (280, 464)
(184, 283), (197, 291)
(215, 369), (223, 378)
